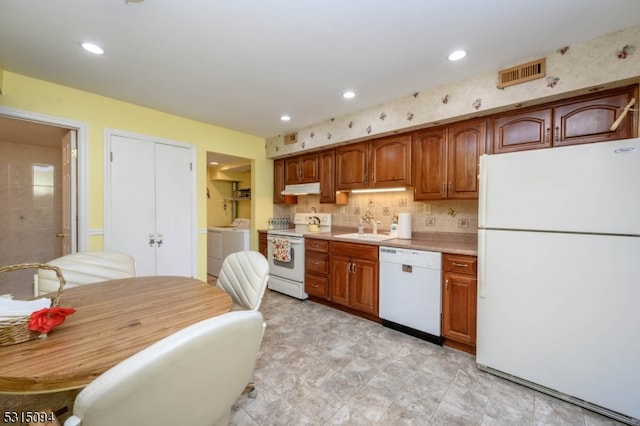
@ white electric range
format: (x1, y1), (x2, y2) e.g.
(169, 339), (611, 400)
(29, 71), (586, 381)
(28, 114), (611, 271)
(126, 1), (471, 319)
(266, 213), (332, 299)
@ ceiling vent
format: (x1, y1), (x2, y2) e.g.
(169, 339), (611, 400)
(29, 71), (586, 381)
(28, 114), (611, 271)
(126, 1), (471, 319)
(283, 132), (298, 145)
(497, 58), (546, 89)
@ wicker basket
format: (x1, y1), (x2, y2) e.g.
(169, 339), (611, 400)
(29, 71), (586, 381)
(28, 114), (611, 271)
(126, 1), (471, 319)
(0, 263), (66, 346)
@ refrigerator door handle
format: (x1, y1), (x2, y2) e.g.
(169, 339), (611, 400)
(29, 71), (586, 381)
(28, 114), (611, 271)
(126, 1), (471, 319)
(478, 155), (488, 228)
(478, 229), (486, 298)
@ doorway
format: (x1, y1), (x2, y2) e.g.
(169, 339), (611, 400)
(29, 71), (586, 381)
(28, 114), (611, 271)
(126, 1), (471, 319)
(206, 151), (252, 226)
(0, 112), (86, 298)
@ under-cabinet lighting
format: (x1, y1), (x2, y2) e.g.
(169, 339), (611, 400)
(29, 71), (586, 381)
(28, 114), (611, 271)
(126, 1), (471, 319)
(351, 187), (406, 194)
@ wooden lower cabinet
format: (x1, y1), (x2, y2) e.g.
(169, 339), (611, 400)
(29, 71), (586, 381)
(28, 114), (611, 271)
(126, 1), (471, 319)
(305, 238), (379, 320)
(304, 238), (330, 299)
(441, 253), (477, 354)
(330, 242), (379, 316)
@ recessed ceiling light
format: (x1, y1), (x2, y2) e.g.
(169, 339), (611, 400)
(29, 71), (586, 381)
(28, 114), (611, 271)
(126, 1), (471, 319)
(448, 50), (467, 61)
(342, 91), (356, 99)
(280, 115), (291, 122)
(81, 42), (105, 55)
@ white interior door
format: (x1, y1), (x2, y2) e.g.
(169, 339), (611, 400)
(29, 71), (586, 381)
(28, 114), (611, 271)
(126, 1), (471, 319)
(106, 133), (195, 277)
(61, 130), (76, 255)
(108, 135), (156, 275)
(155, 142), (193, 276)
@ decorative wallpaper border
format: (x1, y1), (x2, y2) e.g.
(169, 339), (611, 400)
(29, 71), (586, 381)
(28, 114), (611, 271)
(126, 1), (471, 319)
(266, 25), (640, 158)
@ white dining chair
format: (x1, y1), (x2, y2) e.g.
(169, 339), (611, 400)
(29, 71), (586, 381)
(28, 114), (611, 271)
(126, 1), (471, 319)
(63, 310), (265, 426)
(216, 250), (269, 311)
(215, 250), (269, 397)
(34, 251), (136, 297)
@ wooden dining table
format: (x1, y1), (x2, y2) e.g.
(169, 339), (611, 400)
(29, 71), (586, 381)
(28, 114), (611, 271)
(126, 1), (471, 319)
(0, 276), (232, 394)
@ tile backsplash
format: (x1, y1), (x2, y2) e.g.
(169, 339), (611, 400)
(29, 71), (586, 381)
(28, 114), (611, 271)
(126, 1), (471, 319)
(273, 190), (478, 234)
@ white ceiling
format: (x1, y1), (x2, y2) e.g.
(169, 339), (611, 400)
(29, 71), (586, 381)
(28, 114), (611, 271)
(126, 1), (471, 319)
(1, 0), (640, 140)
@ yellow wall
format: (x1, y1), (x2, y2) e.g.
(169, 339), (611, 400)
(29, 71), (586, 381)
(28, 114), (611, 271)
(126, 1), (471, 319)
(0, 72), (272, 280)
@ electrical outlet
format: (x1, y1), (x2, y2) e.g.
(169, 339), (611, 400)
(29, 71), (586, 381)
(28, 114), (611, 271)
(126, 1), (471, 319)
(423, 203), (431, 214)
(426, 217), (436, 227)
(458, 218), (469, 228)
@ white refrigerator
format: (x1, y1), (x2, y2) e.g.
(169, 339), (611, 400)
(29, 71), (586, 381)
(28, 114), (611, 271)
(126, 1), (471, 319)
(477, 138), (640, 424)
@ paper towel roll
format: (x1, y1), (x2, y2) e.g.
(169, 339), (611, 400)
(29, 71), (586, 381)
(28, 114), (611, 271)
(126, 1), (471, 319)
(398, 213), (412, 239)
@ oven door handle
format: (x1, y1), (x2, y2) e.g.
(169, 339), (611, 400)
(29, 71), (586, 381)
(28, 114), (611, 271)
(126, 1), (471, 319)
(266, 237), (303, 245)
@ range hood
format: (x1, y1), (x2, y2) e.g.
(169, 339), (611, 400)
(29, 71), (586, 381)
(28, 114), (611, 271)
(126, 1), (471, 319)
(281, 182), (320, 195)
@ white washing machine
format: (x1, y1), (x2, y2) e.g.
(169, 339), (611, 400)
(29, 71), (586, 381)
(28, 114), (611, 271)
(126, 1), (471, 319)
(207, 218), (251, 277)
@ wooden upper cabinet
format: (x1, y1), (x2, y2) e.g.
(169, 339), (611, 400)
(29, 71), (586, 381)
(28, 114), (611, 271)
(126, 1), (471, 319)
(273, 159), (286, 204)
(492, 108), (553, 154)
(284, 158), (300, 185)
(491, 85), (638, 154)
(447, 120), (486, 199)
(554, 90), (636, 146)
(336, 142), (368, 189)
(285, 153), (319, 184)
(319, 149), (336, 203)
(413, 128), (447, 200)
(336, 135), (412, 190)
(369, 134), (412, 188)
(414, 120), (485, 200)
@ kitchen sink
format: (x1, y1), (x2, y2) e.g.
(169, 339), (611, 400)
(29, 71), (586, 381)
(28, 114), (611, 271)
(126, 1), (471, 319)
(334, 233), (396, 242)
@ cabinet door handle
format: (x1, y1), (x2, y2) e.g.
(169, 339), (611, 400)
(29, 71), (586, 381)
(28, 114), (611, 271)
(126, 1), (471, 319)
(545, 128), (550, 143)
(445, 278), (449, 290)
(452, 262), (468, 267)
(363, 173), (367, 184)
(555, 126), (560, 140)
(448, 182), (452, 193)
(372, 172), (375, 184)
(442, 182), (446, 194)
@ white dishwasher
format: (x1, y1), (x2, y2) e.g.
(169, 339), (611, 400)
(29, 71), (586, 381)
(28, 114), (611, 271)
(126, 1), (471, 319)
(379, 246), (443, 345)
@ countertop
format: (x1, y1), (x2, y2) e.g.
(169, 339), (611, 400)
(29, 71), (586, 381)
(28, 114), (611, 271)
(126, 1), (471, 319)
(260, 228), (478, 256)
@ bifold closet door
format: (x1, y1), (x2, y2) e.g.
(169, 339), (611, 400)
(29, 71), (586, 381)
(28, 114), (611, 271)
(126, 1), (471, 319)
(154, 142), (192, 276)
(108, 135), (193, 276)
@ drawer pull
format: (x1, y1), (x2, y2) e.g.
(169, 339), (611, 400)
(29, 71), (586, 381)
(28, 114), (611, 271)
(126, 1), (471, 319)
(452, 262), (468, 267)
(311, 283), (319, 288)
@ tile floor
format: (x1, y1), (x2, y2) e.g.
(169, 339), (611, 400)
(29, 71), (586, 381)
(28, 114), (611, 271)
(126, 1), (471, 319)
(230, 288), (628, 426)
